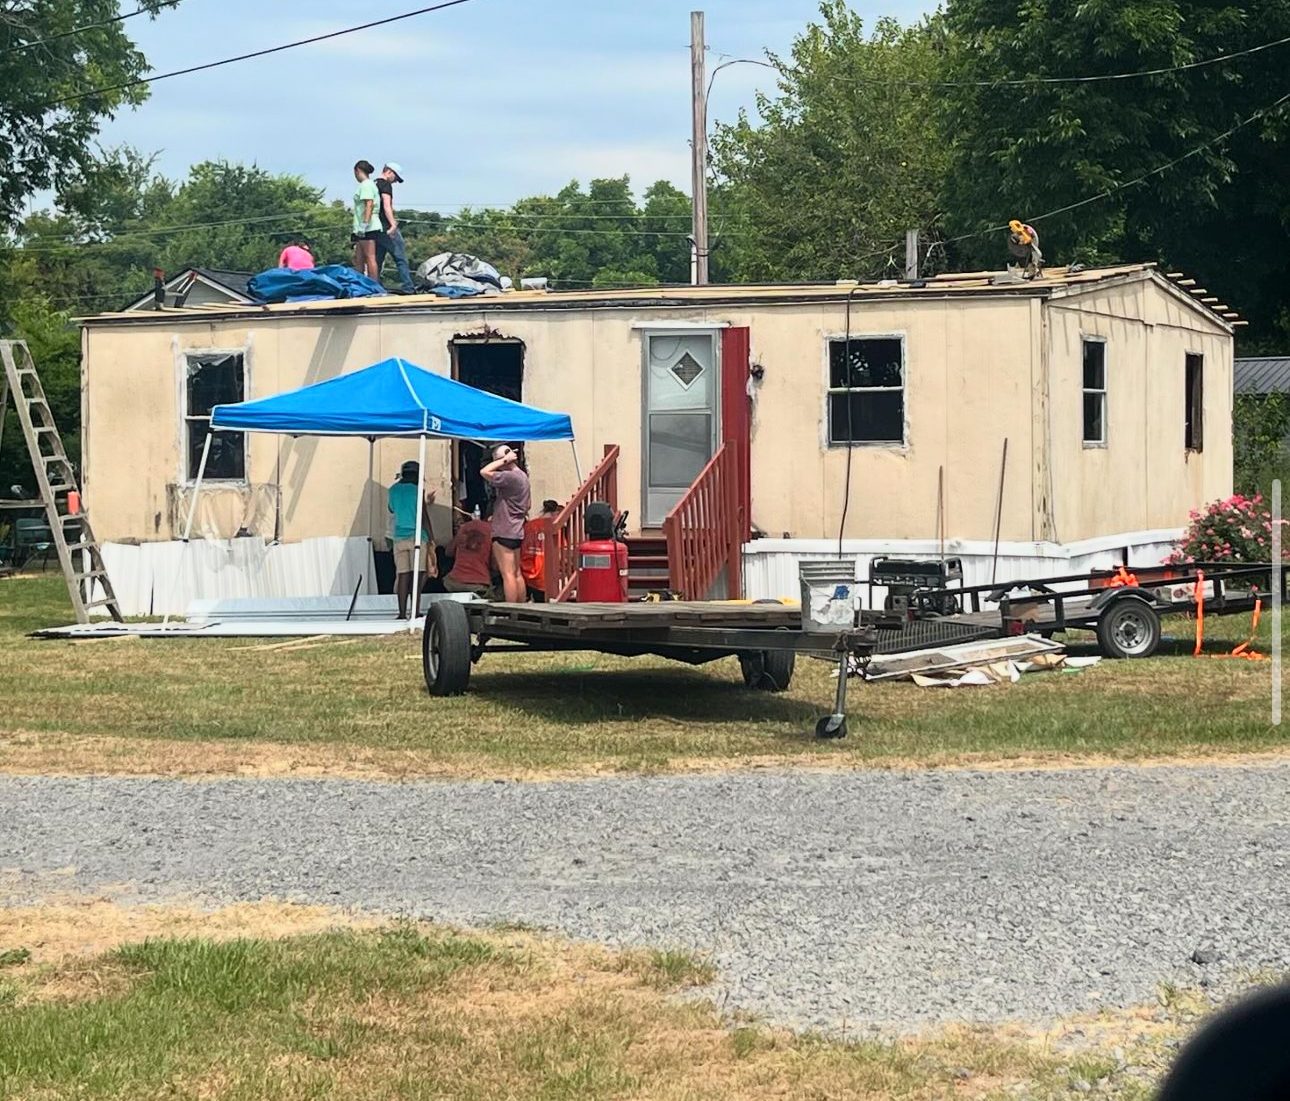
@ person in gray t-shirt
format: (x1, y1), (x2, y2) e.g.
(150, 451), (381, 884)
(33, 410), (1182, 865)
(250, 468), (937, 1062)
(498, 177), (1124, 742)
(481, 443), (531, 602)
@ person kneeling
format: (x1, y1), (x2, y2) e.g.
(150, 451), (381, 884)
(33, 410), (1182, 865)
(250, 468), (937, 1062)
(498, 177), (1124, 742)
(444, 506), (496, 599)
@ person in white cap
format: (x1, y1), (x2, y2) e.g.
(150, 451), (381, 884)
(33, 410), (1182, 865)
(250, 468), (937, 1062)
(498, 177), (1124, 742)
(375, 162), (415, 294)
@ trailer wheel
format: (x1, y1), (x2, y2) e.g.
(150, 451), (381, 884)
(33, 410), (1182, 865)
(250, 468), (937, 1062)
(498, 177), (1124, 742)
(423, 600), (472, 696)
(1096, 598), (1161, 659)
(739, 649), (796, 692)
(738, 599), (796, 691)
(815, 714), (847, 739)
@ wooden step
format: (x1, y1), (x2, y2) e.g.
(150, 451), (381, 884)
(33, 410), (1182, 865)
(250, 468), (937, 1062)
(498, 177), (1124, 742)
(624, 549), (665, 567)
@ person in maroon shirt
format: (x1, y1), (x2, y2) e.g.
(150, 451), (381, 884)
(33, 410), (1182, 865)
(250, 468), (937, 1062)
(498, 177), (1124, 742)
(443, 507), (495, 598)
(480, 443), (530, 603)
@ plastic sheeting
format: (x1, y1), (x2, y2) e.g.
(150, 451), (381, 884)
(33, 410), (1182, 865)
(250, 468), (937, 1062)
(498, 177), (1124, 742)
(91, 536), (377, 617)
(248, 265), (387, 303)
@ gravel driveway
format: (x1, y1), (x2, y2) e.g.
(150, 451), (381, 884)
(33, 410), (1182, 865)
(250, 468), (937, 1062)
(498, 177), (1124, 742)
(2, 764), (1287, 1032)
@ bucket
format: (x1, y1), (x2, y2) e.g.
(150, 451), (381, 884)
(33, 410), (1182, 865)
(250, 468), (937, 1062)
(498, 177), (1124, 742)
(798, 558), (859, 632)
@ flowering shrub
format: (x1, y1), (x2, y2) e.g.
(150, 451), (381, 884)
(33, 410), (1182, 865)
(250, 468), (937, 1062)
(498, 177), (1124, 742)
(1169, 494), (1287, 564)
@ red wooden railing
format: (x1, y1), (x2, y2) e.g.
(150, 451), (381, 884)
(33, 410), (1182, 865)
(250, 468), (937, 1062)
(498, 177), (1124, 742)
(543, 444), (619, 602)
(663, 440), (742, 600)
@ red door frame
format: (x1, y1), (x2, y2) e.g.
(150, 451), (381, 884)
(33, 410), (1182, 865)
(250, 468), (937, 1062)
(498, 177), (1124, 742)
(720, 327), (752, 542)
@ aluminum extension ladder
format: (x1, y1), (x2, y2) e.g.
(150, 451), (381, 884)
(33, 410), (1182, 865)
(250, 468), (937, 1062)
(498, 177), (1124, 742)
(0, 340), (122, 622)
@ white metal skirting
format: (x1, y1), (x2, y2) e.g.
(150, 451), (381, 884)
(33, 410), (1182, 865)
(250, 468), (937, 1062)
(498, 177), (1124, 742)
(91, 536), (378, 617)
(741, 530), (1183, 606)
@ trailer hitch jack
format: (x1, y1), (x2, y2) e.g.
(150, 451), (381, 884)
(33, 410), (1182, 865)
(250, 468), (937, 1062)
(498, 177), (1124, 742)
(815, 642), (851, 739)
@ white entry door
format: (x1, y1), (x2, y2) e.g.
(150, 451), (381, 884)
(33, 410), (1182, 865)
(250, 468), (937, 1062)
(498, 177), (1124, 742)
(643, 331), (719, 526)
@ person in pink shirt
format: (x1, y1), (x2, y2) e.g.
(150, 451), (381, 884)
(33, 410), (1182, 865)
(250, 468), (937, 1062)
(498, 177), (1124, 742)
(278, 238), (315, 271)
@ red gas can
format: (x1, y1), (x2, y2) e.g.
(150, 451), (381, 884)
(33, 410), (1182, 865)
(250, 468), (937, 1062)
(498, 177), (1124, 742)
(576, 538), (629, 602)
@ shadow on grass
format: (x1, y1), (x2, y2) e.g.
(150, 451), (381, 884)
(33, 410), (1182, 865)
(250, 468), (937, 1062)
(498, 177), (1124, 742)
(469, 665), (822, 727)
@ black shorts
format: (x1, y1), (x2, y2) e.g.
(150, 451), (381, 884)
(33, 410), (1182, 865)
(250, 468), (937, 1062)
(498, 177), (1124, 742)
(492, 536), (522, 551)
(351, 230), (380, 242)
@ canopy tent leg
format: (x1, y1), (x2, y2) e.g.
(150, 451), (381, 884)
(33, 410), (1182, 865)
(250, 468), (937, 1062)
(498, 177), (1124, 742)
(409, 433), (429, 628)
(367, 437), (376, 543)
(570, 439), (583, 487)
(162, 431), (212, 626)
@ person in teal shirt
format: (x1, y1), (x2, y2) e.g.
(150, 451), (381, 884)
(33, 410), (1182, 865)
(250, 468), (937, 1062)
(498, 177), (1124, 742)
(351, 160), (381, 280)
(388, 459), (436, 619)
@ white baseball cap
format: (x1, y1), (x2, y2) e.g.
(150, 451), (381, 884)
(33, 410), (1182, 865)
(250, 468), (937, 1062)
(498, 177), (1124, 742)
(384, 162), (405, 183)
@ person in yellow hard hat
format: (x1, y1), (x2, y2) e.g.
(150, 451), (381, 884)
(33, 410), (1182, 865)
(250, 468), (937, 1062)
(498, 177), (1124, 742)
(1007, 219), (1043, 279)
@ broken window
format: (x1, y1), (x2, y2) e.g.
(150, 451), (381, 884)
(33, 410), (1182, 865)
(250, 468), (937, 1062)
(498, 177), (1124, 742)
(827, 337), (904, 445)
(185, 353), (246, 481)
(1185, 353), (1204, 452)
(1082, 339), (1107, 446)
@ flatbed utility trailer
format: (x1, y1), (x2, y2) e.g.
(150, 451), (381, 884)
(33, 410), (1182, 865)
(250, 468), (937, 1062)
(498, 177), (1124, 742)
(886, 561), (1286, 659)
(419, 561), (1283, 739)
(422, 599), (878, 738)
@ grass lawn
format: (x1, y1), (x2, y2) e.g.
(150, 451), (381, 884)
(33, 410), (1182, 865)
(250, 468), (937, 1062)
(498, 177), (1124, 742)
(0, 900), (1203, 1100)
(1, 574), (1285, 779)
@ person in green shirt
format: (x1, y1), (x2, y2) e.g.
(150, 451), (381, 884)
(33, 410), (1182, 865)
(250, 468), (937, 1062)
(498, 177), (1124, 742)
(351, 160), (381, 280)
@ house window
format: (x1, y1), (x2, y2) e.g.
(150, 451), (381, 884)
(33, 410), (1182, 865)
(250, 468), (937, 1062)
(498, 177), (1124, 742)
(1082, 339), (1107, 446)
(184, 352), (246, 480)
(827, 336), (904, 445)
(1185, 353), (1204, 452)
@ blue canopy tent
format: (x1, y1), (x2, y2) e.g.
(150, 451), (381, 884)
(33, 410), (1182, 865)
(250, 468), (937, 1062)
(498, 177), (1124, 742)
(172, 357), (577, 623)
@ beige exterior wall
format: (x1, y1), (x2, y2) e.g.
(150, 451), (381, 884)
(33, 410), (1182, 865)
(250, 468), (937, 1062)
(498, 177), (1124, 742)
(1043, 277), (1233, 543)
(81, 275), (1231, 547)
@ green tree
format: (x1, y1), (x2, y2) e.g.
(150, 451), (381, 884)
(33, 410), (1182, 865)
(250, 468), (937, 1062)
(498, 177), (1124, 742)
(0, 1), (181, 224)
(0, 295), (80, 496)
(1233, 392), (1290, 496)
(711, 2), (951, 282)
(639, 180), (691, 284)
(940, 0), (1290, 346)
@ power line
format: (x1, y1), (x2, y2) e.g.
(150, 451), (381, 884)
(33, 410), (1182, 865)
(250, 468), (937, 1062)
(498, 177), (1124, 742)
(709, 32), (1290, 91)
(6, 209), (737, 253)
(0, 3), (153, 58)
(937, 86), (1290, 250)
(39, 0), (481, 110)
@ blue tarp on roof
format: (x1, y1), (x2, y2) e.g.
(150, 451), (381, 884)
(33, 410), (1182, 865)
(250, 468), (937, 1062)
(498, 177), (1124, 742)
(210, 357), (574, 441)
(247, 265), (387, 303)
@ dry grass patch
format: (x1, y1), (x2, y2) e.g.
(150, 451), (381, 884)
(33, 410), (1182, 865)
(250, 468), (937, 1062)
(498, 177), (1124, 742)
(0, 896), (1224, 1100)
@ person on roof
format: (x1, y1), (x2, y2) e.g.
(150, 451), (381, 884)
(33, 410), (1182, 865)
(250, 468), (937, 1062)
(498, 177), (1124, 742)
(1007, 219), (1043, 280)
(278, 238), (315, 271)
(351, 160), (381, 280)
(374, 162), (415, 295)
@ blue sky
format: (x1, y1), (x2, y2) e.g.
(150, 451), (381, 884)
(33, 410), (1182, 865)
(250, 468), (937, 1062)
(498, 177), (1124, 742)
(88, 0), (936, 211)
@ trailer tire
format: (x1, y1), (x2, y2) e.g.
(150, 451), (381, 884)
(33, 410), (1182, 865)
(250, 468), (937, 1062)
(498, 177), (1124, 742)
(739, 649), (796, 692)
(738, 599), (796, 691)
(423, 600), (472, 696)
(1096, 598), (1161, 659)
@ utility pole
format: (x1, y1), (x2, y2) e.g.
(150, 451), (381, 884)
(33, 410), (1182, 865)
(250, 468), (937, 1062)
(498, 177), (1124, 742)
(690, 10), (709, 285)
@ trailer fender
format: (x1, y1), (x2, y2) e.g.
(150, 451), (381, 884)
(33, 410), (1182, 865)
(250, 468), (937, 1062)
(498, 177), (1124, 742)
(1087, 586), (1160, 614)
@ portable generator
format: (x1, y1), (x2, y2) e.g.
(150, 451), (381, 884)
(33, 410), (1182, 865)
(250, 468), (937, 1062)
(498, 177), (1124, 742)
(576, 501), (629, 602)
(869, 556), (964, 618)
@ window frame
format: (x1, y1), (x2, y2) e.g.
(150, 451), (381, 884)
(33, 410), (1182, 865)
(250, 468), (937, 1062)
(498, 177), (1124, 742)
(823, 331), (907, 449)
(1081, 336), (1108, 449)
(1185, 351), (1204, 453)
(180, 348), (249, 485)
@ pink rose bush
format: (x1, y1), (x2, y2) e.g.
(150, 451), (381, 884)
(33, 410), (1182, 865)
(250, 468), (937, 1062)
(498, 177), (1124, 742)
(1169, 494), (1288, 564)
